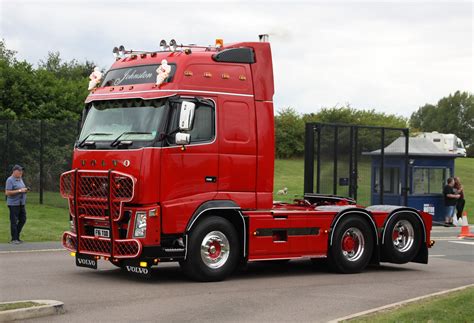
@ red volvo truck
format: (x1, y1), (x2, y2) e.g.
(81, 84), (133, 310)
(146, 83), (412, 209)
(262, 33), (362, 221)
(60, 36), (433, 281)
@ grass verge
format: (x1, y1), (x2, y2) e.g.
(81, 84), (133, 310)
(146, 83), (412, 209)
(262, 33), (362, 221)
(0, 301), (44, 311)
(0, 192), (68, 243)
(346, 286), (474, 322)
(1, 158), (472, 243)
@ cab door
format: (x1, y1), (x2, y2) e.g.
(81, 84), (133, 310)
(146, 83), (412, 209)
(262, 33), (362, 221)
(160, 97), (218, 233)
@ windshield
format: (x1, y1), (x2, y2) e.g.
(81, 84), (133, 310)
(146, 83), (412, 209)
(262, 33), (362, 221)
(456, 139), (464, 149)
(79, 99), (167, 146)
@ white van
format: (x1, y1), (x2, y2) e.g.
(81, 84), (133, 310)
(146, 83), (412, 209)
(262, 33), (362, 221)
(416, 132), (467, 157)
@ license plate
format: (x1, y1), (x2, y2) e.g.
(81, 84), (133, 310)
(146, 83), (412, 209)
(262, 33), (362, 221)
(75, 253), (97, 269)
(94, 228), (110, 238)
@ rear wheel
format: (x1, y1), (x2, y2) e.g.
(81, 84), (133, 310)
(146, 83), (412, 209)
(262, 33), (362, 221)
(382, 213), (422, 264)
(328, 217), (374, 274)
(180, 216), (239, 282)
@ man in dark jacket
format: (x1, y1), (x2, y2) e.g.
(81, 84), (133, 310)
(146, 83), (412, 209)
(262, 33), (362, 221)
(443, 177), (460, 227)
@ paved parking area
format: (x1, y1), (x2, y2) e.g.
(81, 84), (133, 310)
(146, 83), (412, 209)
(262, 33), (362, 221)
(0, 226), (472, 322)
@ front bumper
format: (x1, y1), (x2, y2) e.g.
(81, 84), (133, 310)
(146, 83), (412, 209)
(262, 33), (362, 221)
(62, 231), (142, 258)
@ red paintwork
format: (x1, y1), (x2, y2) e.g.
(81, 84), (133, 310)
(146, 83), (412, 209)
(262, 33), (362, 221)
(61, 40), (432, 264)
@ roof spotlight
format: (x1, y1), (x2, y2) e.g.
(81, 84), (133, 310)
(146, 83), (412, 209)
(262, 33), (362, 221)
(169, 39), (177, 52)
(159, 39), (168, 51)
(118, 45), (125, 57)
(112, 46), (119, 59)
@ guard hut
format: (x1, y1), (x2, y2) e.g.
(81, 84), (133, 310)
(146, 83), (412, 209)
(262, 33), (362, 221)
(366, 137), (458, 223)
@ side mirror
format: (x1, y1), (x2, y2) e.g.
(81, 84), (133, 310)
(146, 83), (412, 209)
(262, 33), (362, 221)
(175, 132), (190, 145)
(179, 101), (195, 130)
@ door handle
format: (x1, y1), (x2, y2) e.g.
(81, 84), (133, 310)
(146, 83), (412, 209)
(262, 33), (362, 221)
(205, 176), (217, 183)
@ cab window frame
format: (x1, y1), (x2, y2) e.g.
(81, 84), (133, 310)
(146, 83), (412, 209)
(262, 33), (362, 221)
(165, 98), (216, 146)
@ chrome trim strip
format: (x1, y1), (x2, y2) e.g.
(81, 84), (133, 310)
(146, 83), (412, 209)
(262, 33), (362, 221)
(87, 88), (254, 99)
(248, 255), (327, 262)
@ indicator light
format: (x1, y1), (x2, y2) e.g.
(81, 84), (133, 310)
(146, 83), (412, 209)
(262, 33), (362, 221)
(140, 262), (147, 267)
(215, 38), (224, 48)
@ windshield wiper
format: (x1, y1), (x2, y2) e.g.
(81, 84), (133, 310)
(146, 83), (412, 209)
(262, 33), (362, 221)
(78, 132), (112, 147)
(110, 131), (153, 147)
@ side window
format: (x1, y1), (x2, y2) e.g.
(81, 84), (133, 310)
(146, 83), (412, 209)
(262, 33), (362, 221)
(188, 105), (214, 143)
(167, 101), (215, 145)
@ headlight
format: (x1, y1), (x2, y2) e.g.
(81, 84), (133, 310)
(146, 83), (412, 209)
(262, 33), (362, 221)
(133, 211), (147, 238)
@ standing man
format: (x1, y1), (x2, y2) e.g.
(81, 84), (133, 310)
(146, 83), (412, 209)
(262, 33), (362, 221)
(5, 165), (28, 244)
(443, 177), (460, 227)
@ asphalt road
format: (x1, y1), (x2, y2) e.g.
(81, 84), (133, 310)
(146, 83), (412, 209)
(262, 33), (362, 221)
(0, 227), (473, 322)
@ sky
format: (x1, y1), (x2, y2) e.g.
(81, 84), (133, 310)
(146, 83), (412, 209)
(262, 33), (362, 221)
(1, 0), (473, 117)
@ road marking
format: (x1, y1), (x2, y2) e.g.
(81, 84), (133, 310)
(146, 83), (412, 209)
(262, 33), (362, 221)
(449, 241), (474, 246)
(329, 284), (474, 323)
(0, 249), (64, 254)
(431, 237), (465, 241)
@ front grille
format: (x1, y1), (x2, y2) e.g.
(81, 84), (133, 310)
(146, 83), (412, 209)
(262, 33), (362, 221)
(60, 170), (140, 259)
(60, 170), (135, 221)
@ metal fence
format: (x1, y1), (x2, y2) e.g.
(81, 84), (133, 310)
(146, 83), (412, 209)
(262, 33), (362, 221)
(304, 123), (409, 206)
(0, 120), (80, 208)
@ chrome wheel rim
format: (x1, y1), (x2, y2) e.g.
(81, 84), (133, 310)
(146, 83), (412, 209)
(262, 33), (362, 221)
(341, 227), (365, 262)
(392, 220), (414, 253)
(200, 231), (230, 269)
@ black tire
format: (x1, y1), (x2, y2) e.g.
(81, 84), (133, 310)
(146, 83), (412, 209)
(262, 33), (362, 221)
(180, 216), (239, 282)
(382, 213), (422, 264)
(327, 216), (374, 274)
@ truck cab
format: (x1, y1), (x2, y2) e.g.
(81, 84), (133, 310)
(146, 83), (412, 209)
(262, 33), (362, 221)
(61, 37), (433, 281)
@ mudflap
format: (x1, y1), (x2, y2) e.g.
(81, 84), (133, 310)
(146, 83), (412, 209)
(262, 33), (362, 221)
(76, 253), (97, 269)
(411, 244), (429, 264)
(123, 260), (152, 278)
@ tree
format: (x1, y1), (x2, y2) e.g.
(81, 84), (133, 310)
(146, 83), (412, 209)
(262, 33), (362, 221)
(274, 108), (305, 158)
(0, 41), (92, 121)
(410, 91), (474, 146)
(274, 106), (408, 158)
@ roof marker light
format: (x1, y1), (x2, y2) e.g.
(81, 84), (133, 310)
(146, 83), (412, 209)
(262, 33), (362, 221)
(169, 39), (177, 52)
(112, 46), (119, 59)
(118, 45), (125, 57)
(215, 38), (224, 48)
(159, 40), (167, 51)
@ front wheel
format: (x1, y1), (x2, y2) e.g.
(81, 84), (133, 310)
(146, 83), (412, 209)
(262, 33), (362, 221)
(180, 216), (239, 282)
(328, 217), (374, 274)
